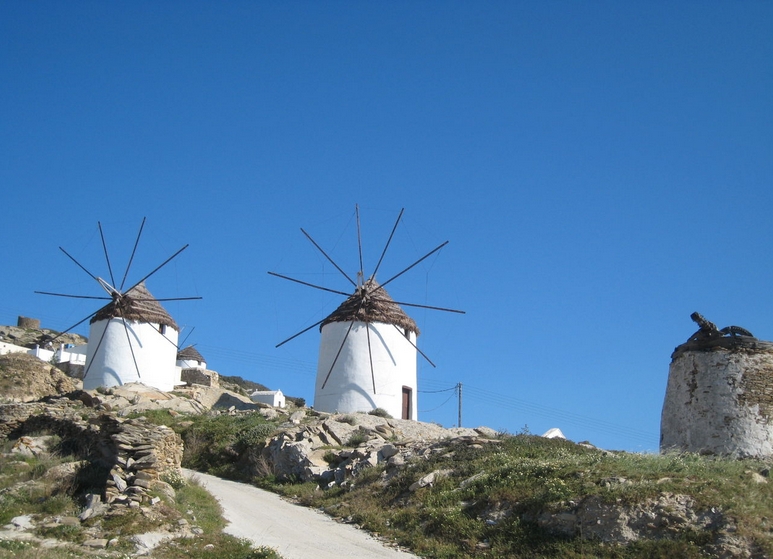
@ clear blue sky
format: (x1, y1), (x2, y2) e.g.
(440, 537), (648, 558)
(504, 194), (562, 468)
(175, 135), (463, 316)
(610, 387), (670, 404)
(2, 2), (771, 452)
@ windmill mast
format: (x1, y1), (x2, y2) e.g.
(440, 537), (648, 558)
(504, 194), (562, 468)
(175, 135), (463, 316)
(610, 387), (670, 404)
(458, 382), (463, 428)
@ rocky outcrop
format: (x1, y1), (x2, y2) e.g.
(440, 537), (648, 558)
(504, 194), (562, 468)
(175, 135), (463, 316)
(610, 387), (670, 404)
(0, 353), (78, 402)
(0, 324), (87, 350)
(259, 411), (496, 484)
(535, 492), (725, 542)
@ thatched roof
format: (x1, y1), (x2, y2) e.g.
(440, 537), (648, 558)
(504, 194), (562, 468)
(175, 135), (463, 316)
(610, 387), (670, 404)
(90, 282), (179, 331)
(177, 345), (205, 362)
(321, 278), (419, 335)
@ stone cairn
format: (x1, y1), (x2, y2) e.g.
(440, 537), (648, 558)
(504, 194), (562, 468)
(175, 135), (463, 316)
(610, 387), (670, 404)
(660, 312), (773, 458)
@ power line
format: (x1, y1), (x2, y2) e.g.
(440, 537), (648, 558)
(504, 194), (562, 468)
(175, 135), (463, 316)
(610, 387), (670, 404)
(418, 378), (655, 445)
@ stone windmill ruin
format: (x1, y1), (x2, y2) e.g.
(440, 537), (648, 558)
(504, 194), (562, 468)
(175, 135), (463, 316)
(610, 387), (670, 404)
(270, 206), (464, 420)
(36, 219), (201, 392)
(660, 312), (773, 458)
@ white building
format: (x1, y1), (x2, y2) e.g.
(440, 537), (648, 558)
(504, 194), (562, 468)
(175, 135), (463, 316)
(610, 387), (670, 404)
(250, 389), (286, 408)
(314, 279), (418, 420)
(83, 282), (181, 392)
(1, 340), (86, 376)
(176, 345), (206, 370)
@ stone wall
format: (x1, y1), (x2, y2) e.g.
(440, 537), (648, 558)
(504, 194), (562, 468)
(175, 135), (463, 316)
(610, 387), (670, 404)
(181, 368), (219, 388)
(0, 397), (183, 508)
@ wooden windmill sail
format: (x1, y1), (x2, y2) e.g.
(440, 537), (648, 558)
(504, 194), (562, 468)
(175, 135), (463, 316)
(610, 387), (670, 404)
(270, 206), (463, 419)
(35, 219), (200, 392)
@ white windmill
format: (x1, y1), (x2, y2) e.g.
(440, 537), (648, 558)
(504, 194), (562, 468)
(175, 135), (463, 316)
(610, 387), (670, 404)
(270, 206), (463, 420)
(36, 219), (201, 392)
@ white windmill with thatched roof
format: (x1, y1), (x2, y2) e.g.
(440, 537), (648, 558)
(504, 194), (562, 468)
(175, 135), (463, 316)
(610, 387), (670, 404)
(270, 206), (463, 420)
(36, 219), (200, 392)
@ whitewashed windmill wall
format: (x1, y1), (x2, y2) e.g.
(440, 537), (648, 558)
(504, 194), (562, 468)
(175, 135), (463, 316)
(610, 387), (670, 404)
(84, 282), (181, 392)
(270, 206), (464, 423)
(315, 279), (419, 419)
(36, 219), (199, 394)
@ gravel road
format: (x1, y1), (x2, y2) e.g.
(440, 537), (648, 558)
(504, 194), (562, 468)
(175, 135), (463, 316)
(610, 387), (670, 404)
(184, 469), (420, 559)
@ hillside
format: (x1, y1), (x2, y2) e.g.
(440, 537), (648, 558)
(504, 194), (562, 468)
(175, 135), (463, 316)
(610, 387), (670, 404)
(0, 349), (771, 558)
(0, 324), (87, 349)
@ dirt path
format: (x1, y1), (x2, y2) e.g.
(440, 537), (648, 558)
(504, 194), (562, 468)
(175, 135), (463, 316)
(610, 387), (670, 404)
(184, 469), (421, 559)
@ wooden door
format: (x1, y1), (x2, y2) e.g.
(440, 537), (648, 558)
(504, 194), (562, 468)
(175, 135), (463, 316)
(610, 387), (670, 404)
(402, 386), (412, 420)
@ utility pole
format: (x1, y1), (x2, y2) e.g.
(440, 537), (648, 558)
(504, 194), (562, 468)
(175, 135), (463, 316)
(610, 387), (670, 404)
(457, 382), (462, 428)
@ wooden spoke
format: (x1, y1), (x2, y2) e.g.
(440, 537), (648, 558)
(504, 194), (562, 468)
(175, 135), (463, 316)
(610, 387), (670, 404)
(59, 246), (100, 283)
(120, 217), (146, 290)
(276, 317), (328, 348)
(35, 291), (112, 300)
(391, 300), (465, 314)
(178, 326), (196, 349)
(267, 271), (350, 297)
(365, 323), (376, 393)
(356, 204), (364, 284)
(42, 308), (102, 345)
(135, 297), (203, 302)
(81, 314), (111, 382)
(118, 313), (142, 379)
(320, 319), (357, 390)
(391, 323), (436, 367)
(98, 221), (117, 289)
(370, 208), (403, 281)
(377, 241), (448, 291)
(124, 244), (189, 293)
(300, 227), (357, 287)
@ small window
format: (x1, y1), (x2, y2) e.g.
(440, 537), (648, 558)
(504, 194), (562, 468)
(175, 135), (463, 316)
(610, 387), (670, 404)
(159, 324), (166, 335)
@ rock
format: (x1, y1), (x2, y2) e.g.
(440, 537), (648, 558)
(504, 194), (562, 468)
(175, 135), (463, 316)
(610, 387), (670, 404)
(111, 472), (128, 492)
(474, 426), (499, 438)
(0, 353), (78, 402)
(11, 435), (52, 457)
(409, 469), (453, 491)
(750, 471), (768, 484)
(536, 493), (726, 544)
(133, 478), (152, 489)
(10, 515), (34, 530)
(82, 539), (108, 549)
(79, 493), (107, 521)
(260, 408), (279, 420)
(132, 531), (174, 554)
(44, 460), (88, 488)
(323, 420), (359, 446)
(378, 444), (399, 461)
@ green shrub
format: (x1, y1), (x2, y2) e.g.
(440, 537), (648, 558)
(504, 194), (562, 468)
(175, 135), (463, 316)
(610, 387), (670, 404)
(181, 413), (277, 478)
(345, 429), (368, 447)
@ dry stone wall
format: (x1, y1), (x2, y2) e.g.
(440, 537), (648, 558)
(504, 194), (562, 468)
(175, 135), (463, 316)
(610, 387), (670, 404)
(0, 397), (183, 509)
(181, 368), (219, 387)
